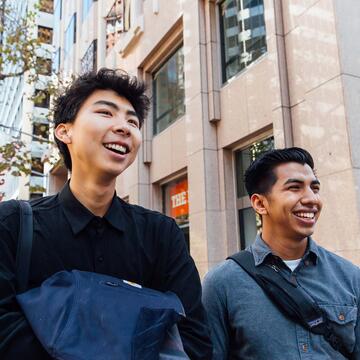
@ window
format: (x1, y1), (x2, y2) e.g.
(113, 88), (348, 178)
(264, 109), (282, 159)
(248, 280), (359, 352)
(34, 90), (50, 108)
(54, 0), (62, 20)
(105, 0), (124, 54)
(38, 26), (53, 44)
(220, 0), (267, 82)
(53, 47), (61, 73)
(64, 13), (76, 73)
(65, 13), (76, 49)
(162, 177), (190, 250)
(37, 57), (52, 76)
(31, 157), (44, 177)
(82, 0), (94, 20)
(39, 0), (54, 13)
(235, 137), (274, 248)
(153, 47), (185, 135)
(81, 40), (97, 74)
(33, 123), (49, 140)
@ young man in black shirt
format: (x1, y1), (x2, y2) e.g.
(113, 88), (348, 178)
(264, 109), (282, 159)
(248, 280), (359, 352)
(0, 69), (212, 359)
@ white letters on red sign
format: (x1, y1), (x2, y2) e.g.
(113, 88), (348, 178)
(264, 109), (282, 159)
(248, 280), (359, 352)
(171, 191), (187, 209)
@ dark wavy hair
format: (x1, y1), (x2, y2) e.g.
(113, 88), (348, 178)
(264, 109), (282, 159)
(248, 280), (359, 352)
(244, 147), (315, 197)
(53, 68), (150, 170)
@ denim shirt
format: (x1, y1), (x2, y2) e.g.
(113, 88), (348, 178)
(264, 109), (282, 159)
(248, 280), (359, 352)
(202, 235), (360, 359)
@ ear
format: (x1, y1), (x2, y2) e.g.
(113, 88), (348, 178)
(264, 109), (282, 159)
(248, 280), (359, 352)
(250, 193), (268, 216)
(54, 123), (72, 144)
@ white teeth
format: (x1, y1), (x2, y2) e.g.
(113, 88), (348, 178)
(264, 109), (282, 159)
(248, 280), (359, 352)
(295, 212), (315, 219)
(104, 143), (127, 154)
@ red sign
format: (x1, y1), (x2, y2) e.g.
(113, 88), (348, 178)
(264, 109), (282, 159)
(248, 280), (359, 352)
(169, 179), (189, 219)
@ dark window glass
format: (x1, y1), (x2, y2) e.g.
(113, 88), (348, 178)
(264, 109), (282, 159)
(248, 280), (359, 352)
(38, 26), (53, 44)
(34, 90), (50, 109)
(31, 157), (44, 176)
(33, 123), (49, 140)
(39, 0), (54, 13)
(239, 207), (259, 249)
(235, 137), (274, 197)
(235, 137), (274, 248)
(220, 0), (267, 82)
(153, 47), (185, 135)
(37, 57), (52, 76)
(81, 39), (97, 74)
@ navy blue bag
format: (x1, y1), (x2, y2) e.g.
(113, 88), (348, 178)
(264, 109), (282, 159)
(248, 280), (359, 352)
(15, 202), (189, 360)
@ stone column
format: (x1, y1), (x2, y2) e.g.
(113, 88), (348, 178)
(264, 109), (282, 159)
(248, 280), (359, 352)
(182, 0), (224, 277)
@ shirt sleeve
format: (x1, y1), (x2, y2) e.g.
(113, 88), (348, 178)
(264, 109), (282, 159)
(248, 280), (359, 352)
(162, 219), (213, 360)
(351, 274), (360, 359)
(202, 266), (230, 360)
(0, 211), (51, 359)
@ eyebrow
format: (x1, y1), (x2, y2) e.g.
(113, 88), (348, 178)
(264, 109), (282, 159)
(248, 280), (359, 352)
(284, 178), (321, 186)
(93, 100), (139, 119)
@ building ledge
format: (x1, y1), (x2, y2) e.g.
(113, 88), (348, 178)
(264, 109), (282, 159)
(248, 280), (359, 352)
(117, 15), (144, 57)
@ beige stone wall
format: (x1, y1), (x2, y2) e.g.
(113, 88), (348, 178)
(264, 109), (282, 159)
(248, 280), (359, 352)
(113, 0), (360, 274)
(282, 0), (360, 259)
(55, 0), (360, 276)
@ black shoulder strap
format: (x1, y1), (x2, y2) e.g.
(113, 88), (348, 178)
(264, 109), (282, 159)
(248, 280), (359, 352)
(228, 251), (351, 359)
(16, 201), (33, 294)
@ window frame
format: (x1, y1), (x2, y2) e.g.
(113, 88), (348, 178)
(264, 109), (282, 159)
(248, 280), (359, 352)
(234, 135), (274, 249)
(33, 90), (51, 109)
(39, 0), (54, 14)
(32, 122), (49, 140)
(152, 45), (185, 135)
(219, 0), (267, 83)
(38, 25), (53, 44)
(161, 175), (190, 251)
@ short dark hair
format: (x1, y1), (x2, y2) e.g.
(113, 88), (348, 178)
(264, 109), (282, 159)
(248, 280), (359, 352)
(244, 147), (315, 197)
(53, 68), (150, 170)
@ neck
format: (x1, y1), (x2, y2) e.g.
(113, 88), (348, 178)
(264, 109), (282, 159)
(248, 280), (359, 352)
(261, 227), (308, 260)
(69, 173), (116, 217)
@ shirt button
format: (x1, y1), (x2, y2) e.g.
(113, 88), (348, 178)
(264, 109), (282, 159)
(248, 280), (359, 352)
(97, 256), (104, 262)
(302, 344), (308, 352)
(338, 313), (345, 321)
(290, 275), (297, 285)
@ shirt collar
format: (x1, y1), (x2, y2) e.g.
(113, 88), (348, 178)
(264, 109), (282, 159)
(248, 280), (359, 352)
(249, 233), (319, 266)
(59, 181), (126, 235)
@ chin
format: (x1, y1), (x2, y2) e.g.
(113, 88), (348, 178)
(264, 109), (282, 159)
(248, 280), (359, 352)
(295, 230), (315, 240)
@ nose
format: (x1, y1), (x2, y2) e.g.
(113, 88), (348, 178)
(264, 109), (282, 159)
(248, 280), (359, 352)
(300, 187), (319, 206)
(112, 119), (130, 136)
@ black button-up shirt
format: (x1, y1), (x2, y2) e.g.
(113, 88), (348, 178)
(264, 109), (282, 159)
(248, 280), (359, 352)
(0, 183), (212, 359)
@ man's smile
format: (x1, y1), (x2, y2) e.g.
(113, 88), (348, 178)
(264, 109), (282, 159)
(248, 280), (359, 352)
(293, 211), (316, 220)
(103, 142), (130, 155)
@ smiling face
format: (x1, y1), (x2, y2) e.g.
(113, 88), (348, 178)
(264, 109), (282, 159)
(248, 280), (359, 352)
(257, 162), (323, 244)
(55, 89), (142, 181)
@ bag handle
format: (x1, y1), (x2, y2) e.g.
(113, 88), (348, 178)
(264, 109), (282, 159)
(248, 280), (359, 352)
(16, 201), (33, 293)
(228, 250), (351, 359)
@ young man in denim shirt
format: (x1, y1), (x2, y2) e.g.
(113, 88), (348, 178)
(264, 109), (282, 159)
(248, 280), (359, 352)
(203, 147), (360, 359)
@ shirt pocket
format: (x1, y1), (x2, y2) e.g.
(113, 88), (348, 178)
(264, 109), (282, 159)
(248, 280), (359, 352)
(318, 304), (358, 352)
